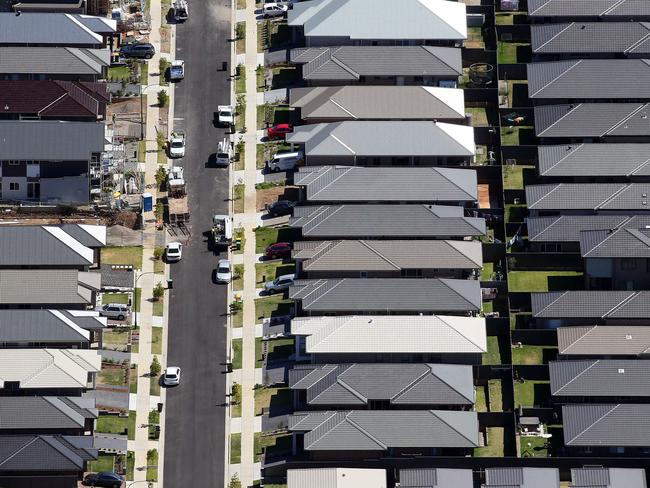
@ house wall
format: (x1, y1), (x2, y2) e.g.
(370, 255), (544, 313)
(40, 175), (90, 203)
(305, 75), (457, 87)
(310, 351), (482, 365)
(586, 257), (650, 290)
(305, 36), (459, 48)
(303, 155), (471, 167)
(301, 269), (471, 279)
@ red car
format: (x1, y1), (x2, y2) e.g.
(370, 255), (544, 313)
(265, 242), (292, 259)
(267, 123), (293, 140)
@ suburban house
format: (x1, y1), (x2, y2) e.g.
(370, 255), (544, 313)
(288, 410), (479, 459)
(399, 469), (473, 488)
(100, 264), (134, 292)
(562, 404), (650, 456)
(290, 205), (486, 239)
(532, 290), (650, 326)
(290, 86), (466, 122)
(0, 348), (101, 395)
(293, 166), (478, 205)
(289, 278), (482, 315)
(570, 467), (647, 488)
(0, 46), (111, 81)
(292, 240), (483, 279)
(527, 60), (650, 100)
(550, 359), (650, 401)
(287, 0), (467, 47)
(534, 103), (650, 140)
(290, 315), (487, 364)
(0, 396), (97, 435)
(287, 468), (387, 488)
(531, 23), (650, 57)
(0, 80), (109, 121)
(12, 0), (86, 13)
(527, 0), (650, 21)
(288, 363), (475, 409)
(0, 309), (106, 348)
(285, 121), (475, 166)
(0, 120), (105, 203)
(557, 325), (650, 358)
(483, 468), (560, 488)
(289, 46), (462, 86)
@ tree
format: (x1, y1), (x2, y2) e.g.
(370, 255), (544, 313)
(150, 356), (161, 377)
(231, 382), (242, 405)
(157, 90), (168, 107)
(228, 474), (241, 488)
(153, 282), (165, 300)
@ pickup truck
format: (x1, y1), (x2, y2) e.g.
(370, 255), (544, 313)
(171, 0), (188, 21)
(217, 105), (234, 127)
(216, 138), (232, 167)
(168, 132), (185, 158)
(169, 60), (185, 81)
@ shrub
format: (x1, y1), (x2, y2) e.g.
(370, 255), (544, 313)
(153, 282), (165, 300)
(157, 90), (168, 107)
(153, 247), (165, 260)
(231, 383), (242, 405)
(235, 22), (245, 40)
(150, 356), (161, 377)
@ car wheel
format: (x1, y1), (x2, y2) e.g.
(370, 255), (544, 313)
(272, 167), (281, 173)
(118, 314), (125, 320)
(146, 53), (153, 59)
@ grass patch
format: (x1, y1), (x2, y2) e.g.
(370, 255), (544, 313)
(159, 58), (171, 86)
(96, 415), (129, 435)
(140, 62), (148, 84)
(235, 22), (246, 54)
(88, 454), (115, 473)
(512, 345), (556, 365)
(151, 326), (163, 355)
(148, 409), (160, 440)
(128, 411), (136, 440)
(101, 246), (143, 270)
(108, 65), (132, 82)
(254, 387), (292, 416)
(102, 293), (130, 305)
(257, 66), (266, 92)
(257, 104), (291, 130)
(488, 379), (503, 412)
(233, 264), (244, 291)
(129, 364), (138, 393)
(254, 226), (299, 252)
(150, 375), (161, 396)
(235, 65), (246, 95)
(126, 451), (135, 480)
(498, 42), (521, 64)
(235, 99), (246, 133)
(255, 261), (295, 285)
(257, 142), (291, 169)
(520, 436), (549, 458)
(465, 26), (485, 49)
(482, 336), (501, 365)
(481, 262), (494, 281)
(233, 227), (245, 254)
(466, 107), (488, 126)
(474, 427), (504, 457)
(230, 433), (241, 463)
(255, 295), (294, 321)
(254, 432), (292, 463)
(505, 204), (528, 223)
(475, 385), (487, 412)
(503, 165), (535, 190)
(153, 297), (164, 317)
(103, 329), (129, 349)
(231, 309), (243, 328)
(237, 0), (245, 8)
(146, 449), (158, 482)
(500, 127), (523, 146)
(514, 380), (551, 408)
(261, 337), (294, 365)
(234, 184), (245, 214)
(508, 271), (583, 292)
(133, 288), (141, 313)
(232, 338), (243, 369)
(233, 142), (245, 171)
(138, 140), (147, 162)
(270, 66), (299, 89)
(99, 368), (126, 387)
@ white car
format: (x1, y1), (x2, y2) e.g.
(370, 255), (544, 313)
(217, 105), (234, 127)
(166, 242), (183, 262)
(163, 366), (181, 386)
(264, 273), (295, 294)
(216, 259), (232, 283)
(169, 60), (185, 81)
(262, 3), (288, 17)
(168, 133), (185, 158)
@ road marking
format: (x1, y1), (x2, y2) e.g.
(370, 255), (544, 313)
(174, 118), (185, 120)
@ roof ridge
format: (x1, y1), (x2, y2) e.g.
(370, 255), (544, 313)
(561, 325), (597, 354)
(605, 104), (648, 136)
(439, 315), (485, 351)
(603, 292), (639, 318)
(443, 240), (481, 267)
(0, 436), (40, 467)
(570, 404), (618, 445)
(307, 240), (349, 270)
(37, 92), (68, 117)
(582, 227), (621, 257)
(529, 59), (582, 98)
(358, 240), (401, 270)
(334, 376), (369, 403)
(344, 414), (387, 449)
(434, 167), (475, 200)
(420, 45), (458, 72)
(600, 0), (628, 16)
(42, 396), (85, 427)
(539, 103), (585, 137)
(534, 291), (569, 317)
(328, 133), (356, 155)
(328, 97), (357, 119)
(529, 0), (552, 15)
(595, 184), (633, 210)
(439, 279), (475, 310)
(309, 166), (351, 200)
(626, 227), (650, 248)
(309, 279), (347, 308)
(541, 143), (582, 176)
(535, 22), (575, 52)
(40, 435), (85, 468)
(390, 368), (432, 401)
(329, 52), (360, 79)
(628, 158), (650, 176)
(303, 205), (342, 232)
(555, 360), (601, 395)
(428, 410), (476, 445)
(627, 33), (650, 54)
(428, 364), (474, 403)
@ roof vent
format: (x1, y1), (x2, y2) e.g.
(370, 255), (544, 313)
(618, 368), (625, 374)
(626, 335), (633, 340)
(644, 194), (648, 198)
(643, 201), (647, 206)
(580, 25), (586, 29)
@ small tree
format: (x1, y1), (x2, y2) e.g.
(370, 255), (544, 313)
(231, 382), (242, 405)
(155, 166), (168, 189)
(229, 474), (241, 488)
(235, 22), (245, 40)
(150, 356), (161, 377)
(157, 89), (169, 107)
(153, 282), (165, 301)
(153, 247), (165, 260)
(155, 201), (164, 221)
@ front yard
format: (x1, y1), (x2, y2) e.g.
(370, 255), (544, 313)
(101, 246), (143, 269)
(254, 295), (294, 321)
(254, 386), (292, 416)
(255, 261), (295, 285)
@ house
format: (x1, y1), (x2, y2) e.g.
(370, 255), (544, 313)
(287, 0), (467, 46)
(399, 469), (473, 488)
(0, 348), (101, 395)
(290, 315), (487, 364)
(0, 396), (97, 435)
(562, 404), (650, 455)
(287, 468), (387, 488)
(534, 103), (650, 140)
(531, 23), (650, 57)
(570, 467), (647, 488)
(292, 240), (483, 279)
(288, 410), (479, 459)
(0, 80), (109, 121)
(289, 46), (462, 86)
(0, 434), (97, 487)
(558, 325), (650, 357)
(527, 0), (650, 20)
(290, 278), (482, 315)
(528, 60), (650, 100)
(288, 363), (475, 409)
(290, 205), (486, 239)
(294, 166), (478, 204)
(0, 46), (111, 81)
(285, 121), (475, 166)
(290, 86), (466, 122)
(483, 468), (560, 488)
(0, 121), (105, 203)
(0, 309), (106, 348)
(12, 0), (86, 13)
(536, 144), (650, 178)
(525, 183), (650, 214)
(100, 265), (134, 291)
(550, 359), (650, 400)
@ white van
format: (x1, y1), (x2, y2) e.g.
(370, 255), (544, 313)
(216, 138), (232, 167)
(267, 151), (303, 172)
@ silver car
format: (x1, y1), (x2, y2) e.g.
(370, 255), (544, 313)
(97, 303), (130, 320)
(264, 274), (295, 294)
(216, 259), (232, 284)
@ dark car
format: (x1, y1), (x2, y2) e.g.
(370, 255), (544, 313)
(84, 471), (124, 488)
(120, 42), (155, 59)
(267, 200), (296, 217)
(267, 123), (293, 140)
(265, 242), (292, 259)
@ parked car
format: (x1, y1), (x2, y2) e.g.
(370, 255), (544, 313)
(163, 366), (181, 386)
(97, 303), (130, 321)
(83, 471), (124, 488)
(166, 242), (183, 262)
(267, 151), (303, 173)
(267, 123), (293, 140)
(168, 132), (185, 158)
(264, 274), (295, 293)
(265, 242), (292, 259)
(267, 199), (296, 217)
(216, 259), (232, 284)
(262, 3), (288, 17)
(217, 105), (234, 127)
(120, 42), (155, 59)
(169, 60), (185, 81)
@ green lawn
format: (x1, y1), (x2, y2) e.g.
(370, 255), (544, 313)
(255, 261), (295, 285)
(498, 42), (528, 64)
(489, 379), (503, 412)
(235, 100), (246, 132)
(231, 308), (243, 328)
(503, 165), (535, 190)
(99, 368), (127, 387)
(235, 66), (246, 95)
(88, 454), (116, 473)
(234, 184), (245, 214)
(231, 433), (241, 463)
(254, 433), (292, 463)
(466, 107), (488, 126)
(257, 104), (291, 130)
(235, 22), (246, 54)
(514, 380), (551, 408)
(505, 204), (528, 223)
(254, 387), (292, 416)
(103, 329), (129, 346)
(270, 66), (300, 89)
(233, 264), (244, 291)
(254, 295), (294, 321)
(140, 62), (148, 85)
(257, 66), (265, 92)
(520, 436), (549, 458)
(150, 375), (160, 396)
(95, 415), (129, 435)
(148, 409), (160, 440)
(153, 256), (165, 274)
(153, 297), (164, 317)
(481, 262), (494, 281)
(237, 0), (245, 8)
(508, 271), (584, 292)
(234, 142), (245, 171)
(255, 337), (264, 368)
(475, 385), (487, 412)
(101, 246), (143, 269)
(254, 226), (299, 252)
(128, 411), (136, 440)
(474, 427), (504, 457)
(126, 451), (135, 480)
(232, 338), (243, 369)
(511, 345), (557, 365)
(102, 293), (129, 305)
(108, 65), (132, 82)
(129, 364), (138, 393)
(465, 26), (485, 49)
(482, 336), (501, 365)
(233, 228), (245, 254)
(159, 58), (170, 87)
(146, 449), (158, 482)
(151, 326), (163, 355)
(263, 338), (294, 364)
(500, 127), (524, 146)
(257, 142), (291, 169)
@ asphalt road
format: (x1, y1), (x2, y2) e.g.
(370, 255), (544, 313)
(163, 0), (232, 486)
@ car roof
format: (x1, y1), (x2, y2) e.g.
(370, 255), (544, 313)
(167, 242), (181, 248)
(274, 123), (292, 128)
(165, 366), (180, 372)
(218, 259), (231, 266)
(271, 242), (291, 247)
(277, 274), (295, 280)
(105, 303), (127, 308)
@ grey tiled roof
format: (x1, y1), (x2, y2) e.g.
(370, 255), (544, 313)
(290, 205), (486, 238)
(537, 144), (650, 177)
(59, 224), (106, 247)
(563, 404), (650, 447)
(100, 265), (134, 290)
(525, 183), (650, 210)
(0, 435), (96, 471)
(532, 290), (650, 319)
(0, 269), (100, 305)
(293, 239), (483, 272)
(0, 46), (110, 76)
(0, 309), (106, 343)
(290, 46), (462, 80)
(527, 0), (650, 18)
(571, 467), (648, 488)
(290, 85), (465, 121)
(0, 397), (96, 431)
(558, 326), (650, 356)
(294, 166), (477, 203)
(528, 59), (650, 99)
(531, 22), (650, 54)
(400, 469), (473, 488)
(550, 359), (650, 396)
(527, 215), (637, 242)
(580, 226), (650, 258)
(0, 13), (114, 46)
(290, 278), (482, 312)
(534, 103), (650, 138)
(289, 363), (475, 406)
(289, 410), (479, 450)
(484, 468), (560, 488)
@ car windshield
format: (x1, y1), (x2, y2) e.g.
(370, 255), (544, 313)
(221, 110), (232, 116)
(217, 152), (229, 158)
(171, 141), (183, 147)
(165, 372), (176, 378)
(218, 266), (229, 273)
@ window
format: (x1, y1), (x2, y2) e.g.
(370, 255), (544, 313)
(401, 269), (423, 278)
(9, 182), (19, 191)
(621, 258), (637, 270)
(8, 161), (19, 166)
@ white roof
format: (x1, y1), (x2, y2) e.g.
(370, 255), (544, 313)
(288, 468), (387, 488)
(288, 0), (467, 40)
(291, 315), (487, 354)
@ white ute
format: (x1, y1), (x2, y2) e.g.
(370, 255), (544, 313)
(168, 132), (185, 158)
(217, 105), (234, 127)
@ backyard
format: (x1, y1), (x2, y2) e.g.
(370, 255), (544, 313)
(474, 427), (504, 457)
(482, 336), (501, 365)
(520, 435), (549, 458)
(503, 165), (535, 190)
(514, 380), (551, 408)
(508, 271), (584, 292)
(511, 345), (557, 365)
